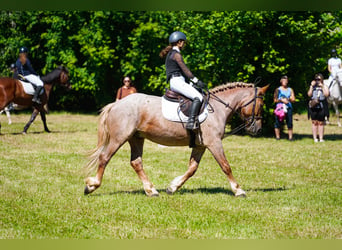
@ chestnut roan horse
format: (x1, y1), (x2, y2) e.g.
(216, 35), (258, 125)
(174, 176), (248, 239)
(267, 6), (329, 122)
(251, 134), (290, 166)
(0, 66), (70, 134)
(84, 83), (269, 197)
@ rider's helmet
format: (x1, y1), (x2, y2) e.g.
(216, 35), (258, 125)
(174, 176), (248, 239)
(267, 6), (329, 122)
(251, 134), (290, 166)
(169, 31), (187, 44)
(19, 46), (28, 54)
(331, 49), (337, 57)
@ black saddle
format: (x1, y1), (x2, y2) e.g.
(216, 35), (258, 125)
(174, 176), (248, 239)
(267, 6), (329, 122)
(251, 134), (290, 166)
(163, 88), (207, 117)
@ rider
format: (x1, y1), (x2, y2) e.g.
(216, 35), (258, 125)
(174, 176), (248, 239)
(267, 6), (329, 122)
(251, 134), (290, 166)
(15, 46), (44, 104)
(327, 49), (342, 87)
(159, 31), (206, 130)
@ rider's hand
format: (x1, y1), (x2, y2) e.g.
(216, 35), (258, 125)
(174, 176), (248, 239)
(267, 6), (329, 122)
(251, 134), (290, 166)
(196, 80), (207, 89)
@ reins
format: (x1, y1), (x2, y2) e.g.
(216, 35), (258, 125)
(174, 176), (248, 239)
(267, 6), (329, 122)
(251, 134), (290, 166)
(207, 86), (264, 135)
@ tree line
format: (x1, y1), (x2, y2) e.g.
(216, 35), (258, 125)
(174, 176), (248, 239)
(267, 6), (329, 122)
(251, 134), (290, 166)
(0, 11), (341, 130)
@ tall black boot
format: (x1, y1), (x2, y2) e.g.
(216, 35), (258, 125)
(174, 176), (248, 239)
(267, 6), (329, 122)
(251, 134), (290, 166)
(32, 86), (43, 104)
(186, 97), (202, 130)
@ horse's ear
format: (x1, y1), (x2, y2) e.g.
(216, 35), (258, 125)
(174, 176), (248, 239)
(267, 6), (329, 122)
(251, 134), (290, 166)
(258, 84), (270, 95)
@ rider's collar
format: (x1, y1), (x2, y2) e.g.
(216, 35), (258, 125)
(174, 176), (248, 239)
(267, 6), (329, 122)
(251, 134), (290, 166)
(172, 46), (180, 53)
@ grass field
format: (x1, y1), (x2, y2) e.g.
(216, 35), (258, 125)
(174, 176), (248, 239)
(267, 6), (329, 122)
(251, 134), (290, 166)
(0, 111), (341, 239)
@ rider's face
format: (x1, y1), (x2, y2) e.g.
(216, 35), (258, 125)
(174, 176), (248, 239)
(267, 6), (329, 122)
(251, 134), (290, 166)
(177, 40), (185, 50)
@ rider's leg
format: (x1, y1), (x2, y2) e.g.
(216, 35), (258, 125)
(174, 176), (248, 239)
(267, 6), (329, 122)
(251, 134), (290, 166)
(170, 76), (203, 130)
(186, 97), (201, 130)
(26, 75), (44, 104)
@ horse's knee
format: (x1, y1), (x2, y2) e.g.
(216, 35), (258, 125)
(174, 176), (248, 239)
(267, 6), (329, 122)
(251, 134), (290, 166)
(131, 157), (143, 172)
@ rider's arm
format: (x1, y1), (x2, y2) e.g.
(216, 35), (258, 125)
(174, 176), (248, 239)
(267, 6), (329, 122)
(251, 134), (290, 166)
(25, 59), (38, 75)
(173, 52), (195, 80)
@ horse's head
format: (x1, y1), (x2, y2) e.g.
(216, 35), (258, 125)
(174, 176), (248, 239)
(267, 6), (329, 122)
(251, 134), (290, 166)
(239, 84), (269, 135)
(57, 66), (71, 90)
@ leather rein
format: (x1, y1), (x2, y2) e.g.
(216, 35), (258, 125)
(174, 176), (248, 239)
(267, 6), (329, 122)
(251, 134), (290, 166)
(208, 87), (264, 135)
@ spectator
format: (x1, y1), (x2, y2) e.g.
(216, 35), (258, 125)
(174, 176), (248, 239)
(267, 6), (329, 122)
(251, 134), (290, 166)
(115, 76), (137, 101)
(273, 75), (295, 141)
(308, 73), (330, 142)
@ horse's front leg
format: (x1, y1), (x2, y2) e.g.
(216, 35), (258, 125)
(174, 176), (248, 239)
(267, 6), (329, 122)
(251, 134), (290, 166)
(40, 111), (51, 132)
(332, 102), (341, 127)
(23, 109), (40, 134)
(166, 146), (206, 195)
(207, 142), (246, 197)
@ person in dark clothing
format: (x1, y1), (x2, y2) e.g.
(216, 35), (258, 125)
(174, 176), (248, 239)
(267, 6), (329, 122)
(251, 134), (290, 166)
(308, 73), (330, 142)
(159, 31), (206, 130)
(15, 46), (44, 104)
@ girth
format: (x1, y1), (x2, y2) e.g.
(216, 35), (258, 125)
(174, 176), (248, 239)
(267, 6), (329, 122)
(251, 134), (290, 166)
(163, 88), (206, 117)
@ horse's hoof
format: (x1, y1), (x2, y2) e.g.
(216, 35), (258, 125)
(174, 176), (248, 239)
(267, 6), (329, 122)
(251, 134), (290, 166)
(166, 187), (174, 195)
(22, 131), (27, 135)
(236, 193), (246, 198)
(84, 186), (91, 195)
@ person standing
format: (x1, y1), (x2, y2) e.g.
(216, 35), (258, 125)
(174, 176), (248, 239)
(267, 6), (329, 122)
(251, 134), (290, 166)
(115, 76), (137, 101)
(273, 75), (296, 141)
(159, 31), (206, 130)
(308, 73), (330, 142)
(15, 46), (44, 104)
(327, 49), (342, 86)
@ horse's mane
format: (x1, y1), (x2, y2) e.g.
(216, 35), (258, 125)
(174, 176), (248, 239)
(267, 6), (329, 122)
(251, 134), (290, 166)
(210, 82), (255, 94)
(40, 66), (68, 83)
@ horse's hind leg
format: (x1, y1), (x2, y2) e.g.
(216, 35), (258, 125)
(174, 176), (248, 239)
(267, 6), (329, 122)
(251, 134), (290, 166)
(84, 141), (123, 195)
(128, 136), (159, 197)
(166, 146), (206, 195)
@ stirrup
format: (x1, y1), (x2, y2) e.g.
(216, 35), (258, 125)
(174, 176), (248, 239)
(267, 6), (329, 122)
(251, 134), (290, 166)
(186, 119), (199, 130)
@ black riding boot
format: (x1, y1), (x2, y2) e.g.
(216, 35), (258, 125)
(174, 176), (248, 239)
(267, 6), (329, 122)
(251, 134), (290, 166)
(32, 86), (43, 104)
(186, 97), (202, 130)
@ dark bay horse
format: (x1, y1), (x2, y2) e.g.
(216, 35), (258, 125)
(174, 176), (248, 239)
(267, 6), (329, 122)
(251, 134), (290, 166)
(84, 83), (269, 197)
(0, 66), (70, 134)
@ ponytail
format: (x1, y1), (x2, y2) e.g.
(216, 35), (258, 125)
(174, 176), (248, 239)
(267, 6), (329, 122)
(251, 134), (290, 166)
(159, 45), (172, 58)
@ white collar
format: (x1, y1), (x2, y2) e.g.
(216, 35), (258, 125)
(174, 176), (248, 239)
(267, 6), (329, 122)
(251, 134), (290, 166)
(172, 46), (180, 53)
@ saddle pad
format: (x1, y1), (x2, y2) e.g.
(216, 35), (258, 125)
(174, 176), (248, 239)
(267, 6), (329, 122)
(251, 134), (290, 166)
(19, 80), (35, 95)
(161, 96), (209, 123)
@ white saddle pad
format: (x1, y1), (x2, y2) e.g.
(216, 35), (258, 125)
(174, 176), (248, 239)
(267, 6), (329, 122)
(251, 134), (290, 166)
(161, 96), (209, 123)
(19, 80), (35, 95)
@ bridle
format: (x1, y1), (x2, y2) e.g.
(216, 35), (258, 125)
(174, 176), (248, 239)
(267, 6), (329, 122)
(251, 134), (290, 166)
(208, 87), (264, 135)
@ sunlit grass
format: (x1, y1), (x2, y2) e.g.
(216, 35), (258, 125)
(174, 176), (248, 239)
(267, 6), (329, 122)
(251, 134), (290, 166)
(0, 112), (341, 239)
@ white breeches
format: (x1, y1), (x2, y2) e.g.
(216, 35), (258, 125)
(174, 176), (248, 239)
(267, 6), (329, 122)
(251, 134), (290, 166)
(25, 74), (44, 87)
(170, 76), (203, 102)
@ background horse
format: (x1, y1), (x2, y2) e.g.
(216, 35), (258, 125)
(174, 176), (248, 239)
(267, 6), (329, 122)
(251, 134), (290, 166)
(0, 66), (70, 134)
(324, 69), (342, 126)
(84, 83), (269, 197)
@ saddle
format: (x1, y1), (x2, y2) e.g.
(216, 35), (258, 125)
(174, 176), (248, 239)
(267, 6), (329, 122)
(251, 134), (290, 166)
(163, 88), (207, 117)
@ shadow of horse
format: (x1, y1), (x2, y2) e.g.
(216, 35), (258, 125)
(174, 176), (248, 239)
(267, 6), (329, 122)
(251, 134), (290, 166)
(87, 186), (288, 197)
(5, 129), (89, 136)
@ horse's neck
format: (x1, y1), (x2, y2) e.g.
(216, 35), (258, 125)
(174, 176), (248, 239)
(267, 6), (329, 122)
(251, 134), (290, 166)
(213, 88), (251, 111)
(44, 83), (53, 98)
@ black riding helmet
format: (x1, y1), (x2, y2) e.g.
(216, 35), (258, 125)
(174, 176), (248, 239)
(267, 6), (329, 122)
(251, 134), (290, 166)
(19, 46), (28, 54)
(169, 31), (187, 44)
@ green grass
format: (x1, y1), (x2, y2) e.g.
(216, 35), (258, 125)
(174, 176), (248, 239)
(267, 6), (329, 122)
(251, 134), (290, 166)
(0, 112), (341, 239)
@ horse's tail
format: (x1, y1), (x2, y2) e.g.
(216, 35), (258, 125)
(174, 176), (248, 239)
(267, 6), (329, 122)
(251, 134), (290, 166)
(83, 102), (115, 176)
